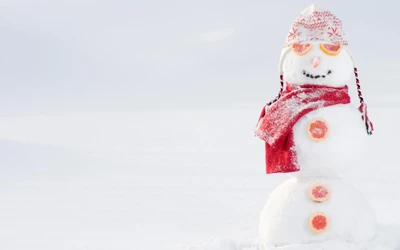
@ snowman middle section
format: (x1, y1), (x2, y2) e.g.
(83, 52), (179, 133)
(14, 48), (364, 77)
(292, 104), (367, 178)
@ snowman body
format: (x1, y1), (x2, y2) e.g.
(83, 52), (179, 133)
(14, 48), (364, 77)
(259, 106), (379, 245)
(259, 104), (379, 246)
(258, 30), (378, 247)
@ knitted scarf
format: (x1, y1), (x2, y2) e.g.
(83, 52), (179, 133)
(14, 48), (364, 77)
(255, 84), (351, 174)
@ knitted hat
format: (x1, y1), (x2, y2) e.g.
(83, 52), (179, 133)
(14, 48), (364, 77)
(284, 4), (348, 47)
(266, 4), (373, 135)
(278, 4), (352, 74)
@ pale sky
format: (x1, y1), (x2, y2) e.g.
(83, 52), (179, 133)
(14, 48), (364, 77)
(0, 0), (397, 116)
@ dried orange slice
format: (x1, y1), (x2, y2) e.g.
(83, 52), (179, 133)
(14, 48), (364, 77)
(309, 183), (330, 202)
(307, 119), (329, 142)
(309, 212), (330, 233)
(320, 43), (342, 56)
(291, 43), (312, 56)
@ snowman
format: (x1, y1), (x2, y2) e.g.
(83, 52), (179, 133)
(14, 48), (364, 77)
(255, 4), (379, 249)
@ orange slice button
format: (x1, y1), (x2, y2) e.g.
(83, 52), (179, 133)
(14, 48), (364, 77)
(309, 212), (330, 233)
(309, 183), (330, 203)
(307, 119), (329, 142)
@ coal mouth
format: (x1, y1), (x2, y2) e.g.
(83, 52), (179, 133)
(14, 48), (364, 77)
(303, 70), (332, 79)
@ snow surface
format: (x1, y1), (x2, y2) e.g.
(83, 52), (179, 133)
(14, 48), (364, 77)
(0, 105), (399, 249)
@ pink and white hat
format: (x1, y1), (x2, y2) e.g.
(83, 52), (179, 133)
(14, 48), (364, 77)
(278, 4), (353, 72)
(283, 4), (348, 47)
(267, 4), (373, 135)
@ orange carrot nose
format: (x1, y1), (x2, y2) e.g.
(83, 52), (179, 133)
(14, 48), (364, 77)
(312, 56), (321, 68)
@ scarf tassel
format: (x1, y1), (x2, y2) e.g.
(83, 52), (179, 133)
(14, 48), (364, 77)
(358, 103), (373, 135)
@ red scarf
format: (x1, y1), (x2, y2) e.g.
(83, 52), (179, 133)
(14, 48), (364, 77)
(255, 84), (351, 174)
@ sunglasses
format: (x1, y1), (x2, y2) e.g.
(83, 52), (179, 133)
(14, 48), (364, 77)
(291, 43), (342, 56)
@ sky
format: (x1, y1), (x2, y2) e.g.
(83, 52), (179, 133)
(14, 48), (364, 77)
(0, 0), (398, 116)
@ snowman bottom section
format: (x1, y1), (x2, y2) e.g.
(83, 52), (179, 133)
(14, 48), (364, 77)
(259, 178), (377, 246)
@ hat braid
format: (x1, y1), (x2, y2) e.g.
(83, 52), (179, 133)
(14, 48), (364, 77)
(266, 75), (284, 107)
(354, 68), (364, 104)
(354, 67), (373, 135)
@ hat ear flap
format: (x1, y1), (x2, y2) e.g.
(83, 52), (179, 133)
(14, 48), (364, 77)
(343, 46), (374, 135)
(264, 46), (291, 108)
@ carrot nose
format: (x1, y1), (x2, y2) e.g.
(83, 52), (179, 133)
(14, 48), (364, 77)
(312, 57), (321, 68)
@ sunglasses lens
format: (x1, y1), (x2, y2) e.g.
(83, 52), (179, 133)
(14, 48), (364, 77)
(291, 43), (312, 55)
(320, 44), (342, 56)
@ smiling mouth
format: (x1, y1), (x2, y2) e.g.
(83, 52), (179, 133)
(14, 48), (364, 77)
(303, 70), (332, 79)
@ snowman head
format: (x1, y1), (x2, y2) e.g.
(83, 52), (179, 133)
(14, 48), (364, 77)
(278, 4), (355, 87)
(268, 4), (364, 106)
(281, 41), (354, 87)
